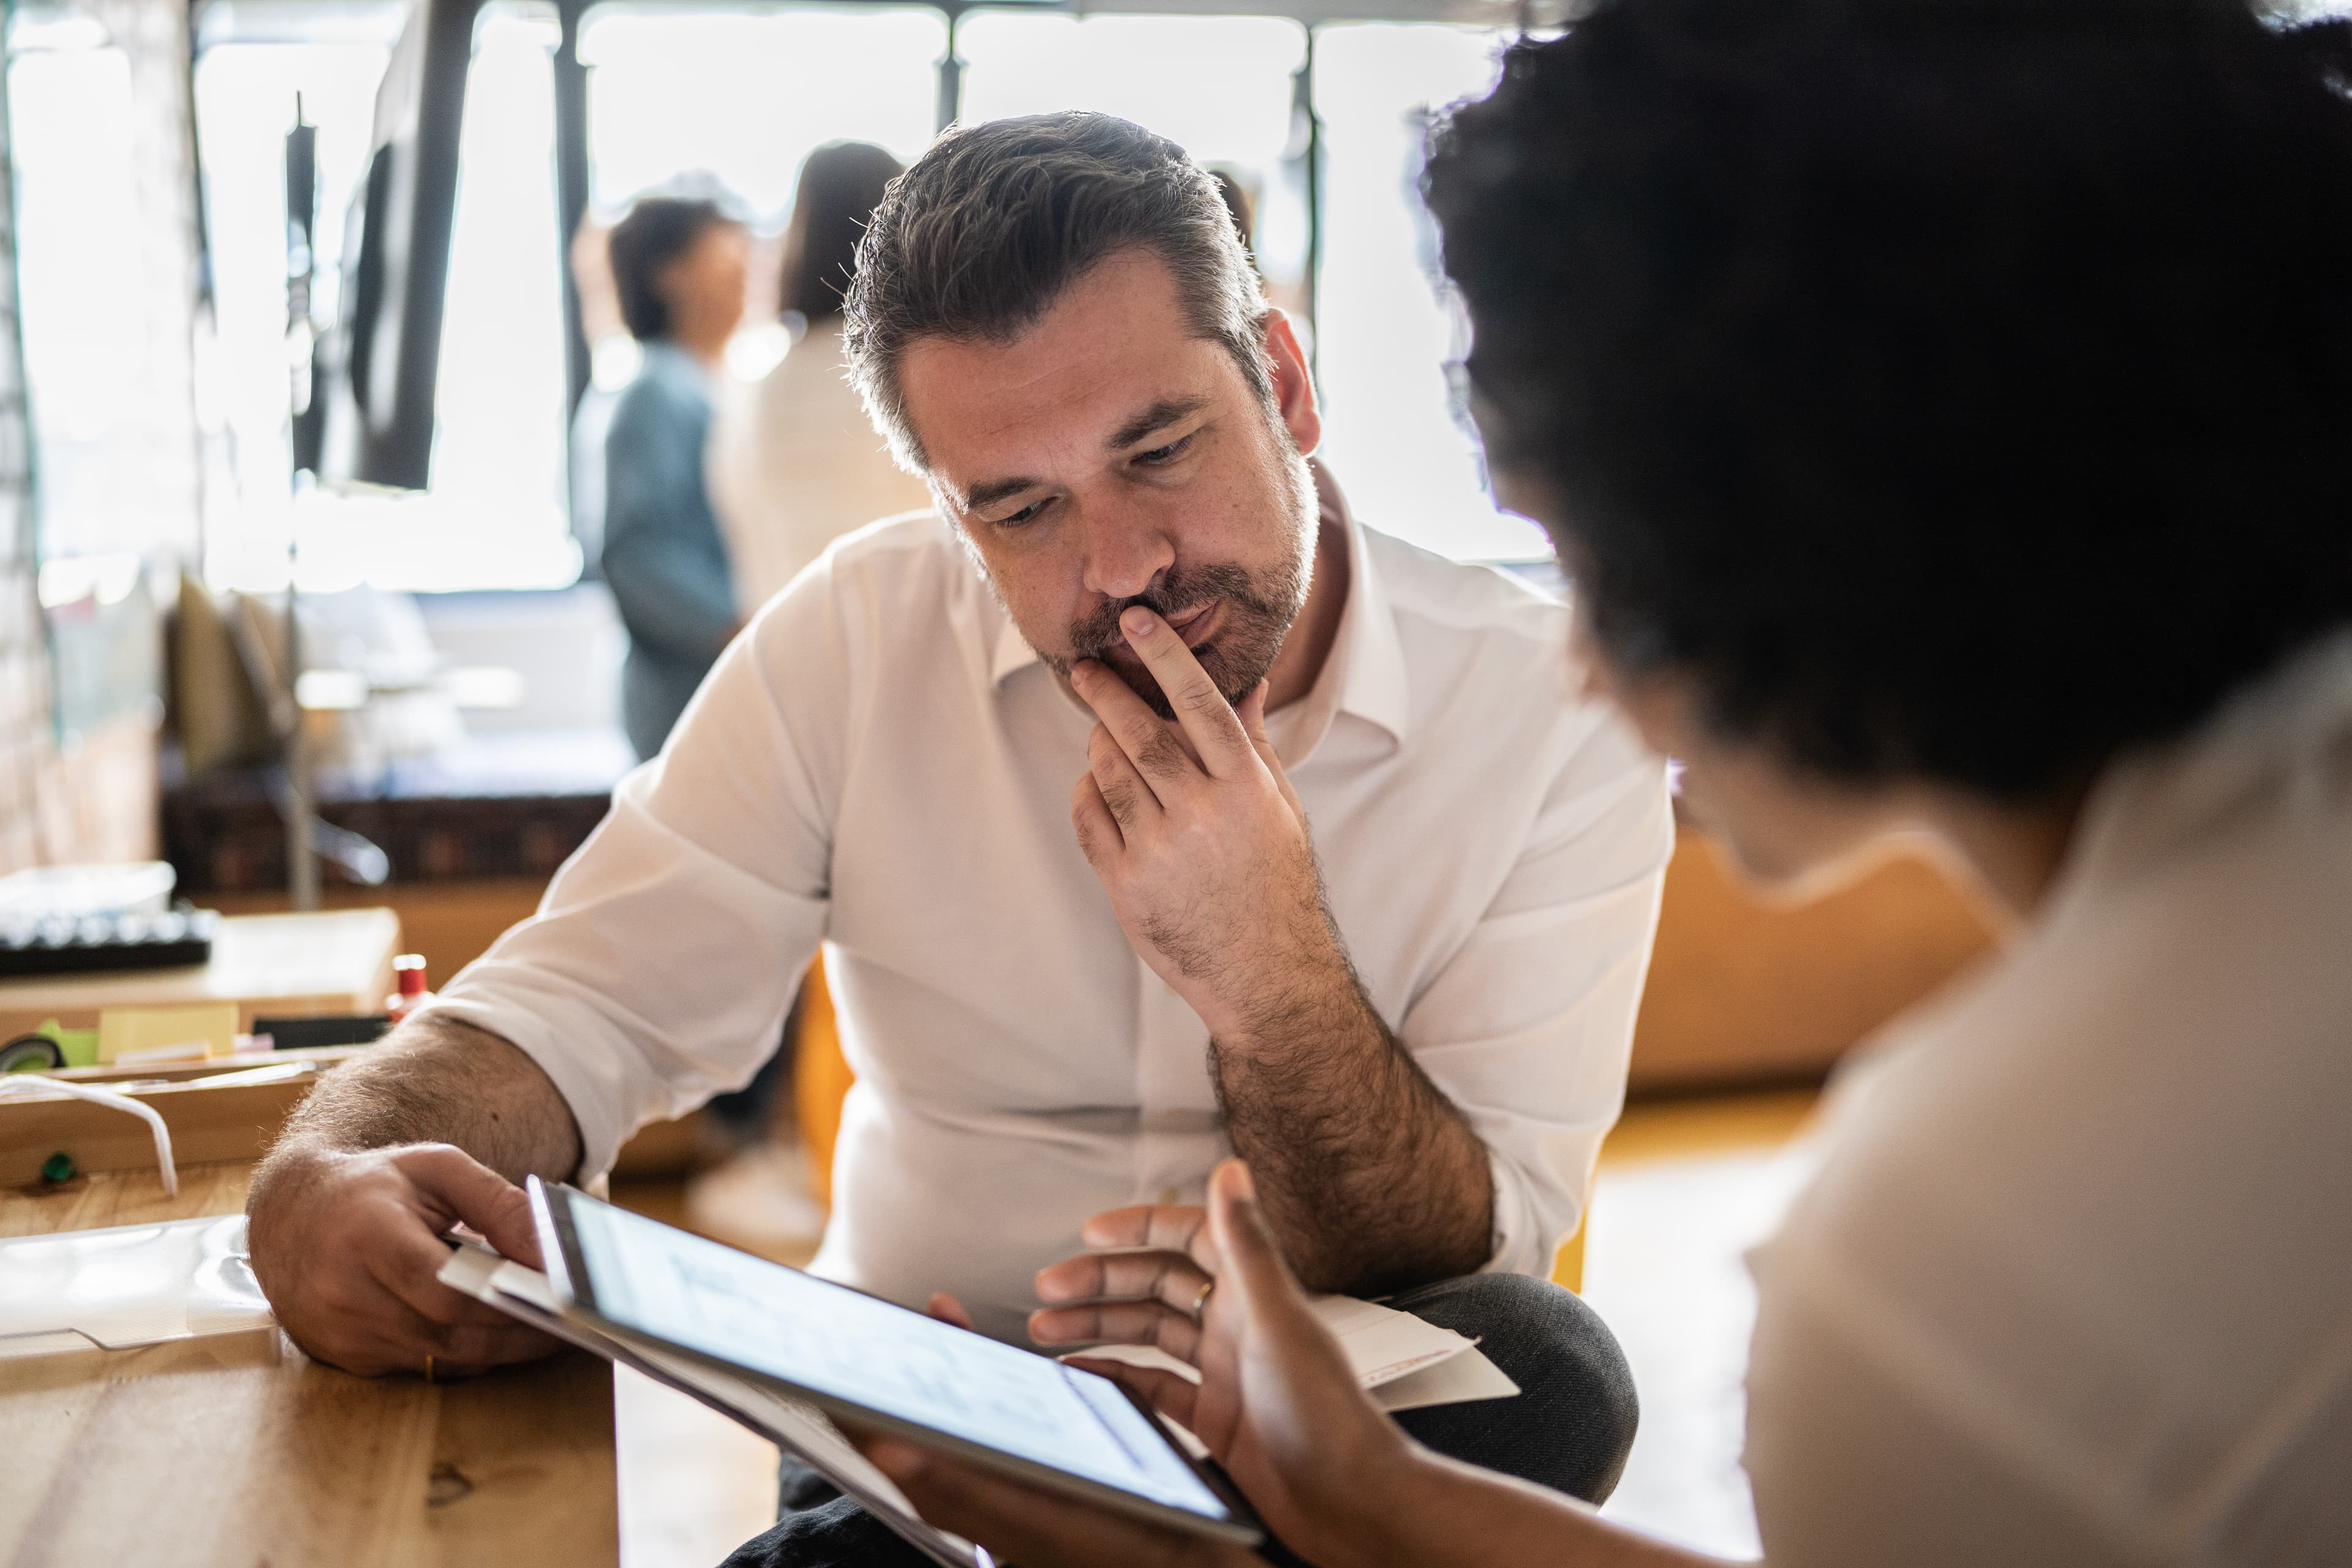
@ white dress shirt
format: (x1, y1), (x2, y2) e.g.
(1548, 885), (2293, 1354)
(706, 318), (934, 615)
(1744, 632), (2352, 1565)
(432, 500), (1672, 1343)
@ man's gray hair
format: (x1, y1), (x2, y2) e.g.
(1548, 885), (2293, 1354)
(844, 111), (1272, 472)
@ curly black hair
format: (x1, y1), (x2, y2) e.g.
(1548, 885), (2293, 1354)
(1426, 0), (2352, 799)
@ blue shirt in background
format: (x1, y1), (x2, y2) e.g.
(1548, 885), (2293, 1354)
(600, 340), (738, 761)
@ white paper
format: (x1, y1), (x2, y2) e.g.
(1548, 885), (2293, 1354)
(1072, 1291), (1518, 1413)
(1362, 1343), (1521, 1411)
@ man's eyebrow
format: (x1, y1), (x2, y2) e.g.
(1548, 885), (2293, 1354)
(1106, 396), (1212, 453)
(959, 474), (1048, 516)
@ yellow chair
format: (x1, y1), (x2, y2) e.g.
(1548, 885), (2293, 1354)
(791, 957), (854, 1210)
(1551, 1216), (1586, 1295)
(792, 955), (1586, 1292)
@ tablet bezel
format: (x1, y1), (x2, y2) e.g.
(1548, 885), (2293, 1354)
(529, 1178), (1264, 1548)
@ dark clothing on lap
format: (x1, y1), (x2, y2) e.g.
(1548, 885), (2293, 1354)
(720, 1272), (1638, 1567)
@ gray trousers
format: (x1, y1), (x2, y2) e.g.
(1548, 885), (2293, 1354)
(720, 1272), (1639, 1567)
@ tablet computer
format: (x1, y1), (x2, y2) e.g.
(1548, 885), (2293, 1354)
(527, 1179), (1262, 1548)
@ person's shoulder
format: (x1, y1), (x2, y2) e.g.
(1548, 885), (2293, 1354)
(1354, 522), (1596, 743)
(814, 508), (959, 578)
(757, 509), (964, 627)
(746, 508), (997, 692)
(1360, 522), (1570, 651)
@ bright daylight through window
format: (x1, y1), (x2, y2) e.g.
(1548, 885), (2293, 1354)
(184, 4), (1536, 601)
(9, 10), (192, 579)
(195, 1), (571, 595)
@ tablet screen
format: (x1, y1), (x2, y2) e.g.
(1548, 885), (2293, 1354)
(563, 1194), (1236, 1526)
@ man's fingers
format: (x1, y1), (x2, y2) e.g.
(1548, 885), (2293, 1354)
(1237, 682), (1274, 756)
(1073, 658), (1210, 786)
(397, 1145), (543, 1268)
(1034, 1249), (1212, 1314)
(927, 1292), (976, 1332)
(1087, 721), (1164, 827)
(1116, 608), (1257, 778)
(303, 1276), (551, 1378)
(1237, 683), (1305, 817)
(1071, 774), (1122, 862)
(365, 1221), (555, 1351)
(1077, 1204), (1213, 1268)
(1027, 1299), (1202, 1362)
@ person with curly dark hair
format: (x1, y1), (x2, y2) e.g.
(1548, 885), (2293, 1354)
(850, 2), (2352, 1564)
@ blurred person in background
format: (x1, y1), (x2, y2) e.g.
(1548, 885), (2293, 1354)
(848, 3), (2352, 1564)
(708, 142), (930, 614)
(601, 194), (750, 762)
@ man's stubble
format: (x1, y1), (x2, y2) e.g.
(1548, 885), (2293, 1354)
(958, 423), (1318, 722)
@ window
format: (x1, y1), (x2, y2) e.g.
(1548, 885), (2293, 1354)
(194, 11), (391, 589)
(194, 1), (573, 594)
(183, 2), (1547, 593)
(7, 12), (178, 564)
(581, 4), (944, 219)
(1314, 22), (1544, 562)
(957, 10), (1313, 333)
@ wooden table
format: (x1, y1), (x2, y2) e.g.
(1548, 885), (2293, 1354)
(0, 908), (403, 1038)
(0, 1163), (617, 1566)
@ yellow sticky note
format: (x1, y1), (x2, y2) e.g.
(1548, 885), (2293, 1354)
(97, 1003), (239, 1065)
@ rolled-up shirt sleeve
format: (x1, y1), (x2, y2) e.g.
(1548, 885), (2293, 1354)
(1400, 710), (1673, 1278)
(423, 570), (848, 1182)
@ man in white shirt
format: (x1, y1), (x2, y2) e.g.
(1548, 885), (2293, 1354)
(245, 111), (1670, 1549)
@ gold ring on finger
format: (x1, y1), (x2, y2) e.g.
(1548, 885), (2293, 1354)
(1189, 1280), (1215, 1322)
(424, 1352), (437, 1384)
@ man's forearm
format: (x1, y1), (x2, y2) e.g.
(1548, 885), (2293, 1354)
(259, 1014), (581, 1184)
(1212, 957), (1494, 1295)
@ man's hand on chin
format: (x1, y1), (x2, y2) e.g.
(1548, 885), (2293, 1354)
(1068, 606), (1352, 1041)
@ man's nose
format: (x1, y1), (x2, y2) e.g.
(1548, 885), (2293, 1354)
(1080, 512), (1176, 603)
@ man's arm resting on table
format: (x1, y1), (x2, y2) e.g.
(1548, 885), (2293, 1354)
(245, 1014), (584, 1377)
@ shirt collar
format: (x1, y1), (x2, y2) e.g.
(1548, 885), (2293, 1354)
(986, 461), (1412, 753)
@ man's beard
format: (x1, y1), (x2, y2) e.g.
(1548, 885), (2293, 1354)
(1051, 552), (1308, 720)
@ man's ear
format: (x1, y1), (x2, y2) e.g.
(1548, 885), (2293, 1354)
(1262, 310), (1322, 458)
